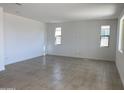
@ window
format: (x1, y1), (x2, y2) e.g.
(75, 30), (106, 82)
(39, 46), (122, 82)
(100, 25), (110, 47)
(55, 27), (61, 45)
(119, 16), (124, 53)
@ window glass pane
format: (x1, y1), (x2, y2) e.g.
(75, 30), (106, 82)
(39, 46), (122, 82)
(100, 37), (109, 47)
(119, 18), (124, 53)
(55, 37), (61, 45)
(55, 30), (61, 36)
(101, 26), (110, 35)
(122, 20), (124, 52)
(55, 27), (61, 36)
(55, 27), (62, 45)
(56, 27), (61, 31)
(101, 25), (110, 30)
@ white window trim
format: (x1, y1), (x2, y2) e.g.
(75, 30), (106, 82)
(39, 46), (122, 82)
(100, 25), (110, 48)
(55, 27), (62, 45)
(119, 15), (124, 54)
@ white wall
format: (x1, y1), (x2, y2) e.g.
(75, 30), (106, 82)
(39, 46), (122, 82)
(4, 13), (46, 65)
(116, 8), (124, 86)
(46, 19), (117, 61)
(0, 7), (5, 71)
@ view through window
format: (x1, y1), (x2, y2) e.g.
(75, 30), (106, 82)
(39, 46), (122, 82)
(55, 27), (61, 45)
(100, 25), (110, 47)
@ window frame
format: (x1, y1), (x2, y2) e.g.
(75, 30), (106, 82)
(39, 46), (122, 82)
(119, 15), (124, 53)
(55, 27), (62, 45)
(100, 25), (111, 48)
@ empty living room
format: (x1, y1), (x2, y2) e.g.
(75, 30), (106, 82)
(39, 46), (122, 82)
(0, 1), (124, 92)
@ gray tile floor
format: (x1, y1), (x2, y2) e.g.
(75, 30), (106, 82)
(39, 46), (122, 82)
(0, 55), (123, 90)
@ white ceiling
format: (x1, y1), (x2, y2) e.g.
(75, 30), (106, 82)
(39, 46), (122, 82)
(0, 3), (124, 23)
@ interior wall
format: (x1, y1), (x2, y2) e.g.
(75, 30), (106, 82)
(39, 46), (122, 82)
(46, 19), (117, 61)
(0, 7), (5, 71)
(116, 8), (124, 86)
(4, 13), (46, 65)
